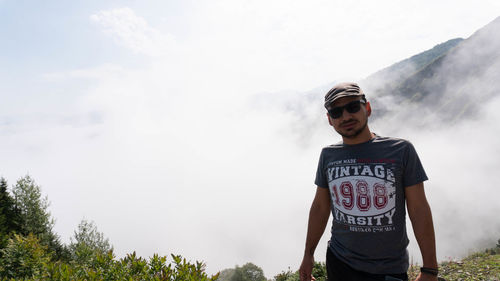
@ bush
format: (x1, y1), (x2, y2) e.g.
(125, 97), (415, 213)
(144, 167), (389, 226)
(0, 233), (52, 279)
(272, 262), (327, 281)
(40, 251), (219, 280)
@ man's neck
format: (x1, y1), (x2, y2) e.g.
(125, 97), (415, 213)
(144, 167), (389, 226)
(342, 128), (375, 145)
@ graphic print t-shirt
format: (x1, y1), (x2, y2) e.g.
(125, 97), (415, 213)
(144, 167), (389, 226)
(315, 135), (428, 274)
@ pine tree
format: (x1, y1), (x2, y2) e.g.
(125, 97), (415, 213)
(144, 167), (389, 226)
(0, 178), (10, 235)
(0, 178), (23, 251)
(0, 177), (10, 251)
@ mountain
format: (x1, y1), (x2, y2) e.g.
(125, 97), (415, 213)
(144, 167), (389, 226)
(363, 38), (463, 95)
(362, 16), (500, 124)
(270, 16), (500, 145)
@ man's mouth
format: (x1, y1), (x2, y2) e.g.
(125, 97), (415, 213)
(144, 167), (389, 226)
(341, 120), (357, 128)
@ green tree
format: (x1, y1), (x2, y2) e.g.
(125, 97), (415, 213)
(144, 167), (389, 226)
(231, 262), (266, 281)
(0, 233), (51, 279)
(11, 175), (67, 260)
(0, 177), (23, 254)
(68, 219), (113, 265)
(0, 178), (11, 249)
(217, 268), (235, 281)
(0, 178), (9, 233)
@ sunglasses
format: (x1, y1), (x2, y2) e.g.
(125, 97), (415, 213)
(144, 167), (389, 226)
(327, 100), (366, 119)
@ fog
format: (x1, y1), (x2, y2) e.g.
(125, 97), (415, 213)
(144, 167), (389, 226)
(1, 3), (500, 279)
(243, 16), (500, 273)
(368, 21), (500, 262)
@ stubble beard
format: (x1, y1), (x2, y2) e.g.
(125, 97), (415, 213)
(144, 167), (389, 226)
(335, 118), (368, 139)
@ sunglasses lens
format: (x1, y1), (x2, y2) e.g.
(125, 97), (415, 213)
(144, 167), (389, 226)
(329, 108), (343, 118)
(328, 100), (363, 119)
(345, 101), (361, 113)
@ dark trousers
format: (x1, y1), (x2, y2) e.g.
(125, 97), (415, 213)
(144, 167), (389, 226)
(326, 248), (408, 281)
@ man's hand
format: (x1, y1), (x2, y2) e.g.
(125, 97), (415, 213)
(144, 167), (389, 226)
(406, 183), (438, 277)
(299, 253), (316, 281)
(300, 187), (330, 281)
(413, 272), (438, 281)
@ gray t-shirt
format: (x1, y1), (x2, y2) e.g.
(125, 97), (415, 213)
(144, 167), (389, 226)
(315, 135), (428, 274)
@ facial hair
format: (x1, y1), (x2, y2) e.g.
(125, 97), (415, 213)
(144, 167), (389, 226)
(335, 118), (368, 139)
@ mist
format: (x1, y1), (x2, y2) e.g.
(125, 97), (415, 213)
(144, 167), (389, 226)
(248, 18), (500, 274)
(1, 3), (500, 279)
(368, 21), (500, 262)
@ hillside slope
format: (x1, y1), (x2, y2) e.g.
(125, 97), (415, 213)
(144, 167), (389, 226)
(408, 251), (500, 281)
(363, 38), (463, 95)
(362, 16), (500, 124)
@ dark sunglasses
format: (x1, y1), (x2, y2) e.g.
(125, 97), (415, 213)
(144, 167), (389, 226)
(327, 100), (366, 119)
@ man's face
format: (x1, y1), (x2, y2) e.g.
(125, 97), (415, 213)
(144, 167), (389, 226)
(326, 96), (371, 139)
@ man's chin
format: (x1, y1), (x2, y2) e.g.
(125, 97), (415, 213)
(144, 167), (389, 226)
(340, 132), (359, 138)
(337, 120), (368, 139)
(337, 127), (365, 139)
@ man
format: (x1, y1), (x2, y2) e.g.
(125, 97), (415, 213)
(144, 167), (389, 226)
(299, 83), (438, 281)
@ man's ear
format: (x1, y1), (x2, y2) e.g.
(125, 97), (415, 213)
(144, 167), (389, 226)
(327, 113), (334, 126)
(366, 101), (372, 117)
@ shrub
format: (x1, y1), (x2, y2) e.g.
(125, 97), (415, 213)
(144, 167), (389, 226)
(0, 233), (51, 279)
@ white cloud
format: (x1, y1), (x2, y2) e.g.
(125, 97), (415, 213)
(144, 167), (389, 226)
(90, 7), (177, 56)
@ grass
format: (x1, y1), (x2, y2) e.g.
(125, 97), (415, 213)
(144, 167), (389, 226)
(408, 251), (500, 281)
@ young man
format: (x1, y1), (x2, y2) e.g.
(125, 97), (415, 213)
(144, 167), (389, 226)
(299, 83), (438, 281)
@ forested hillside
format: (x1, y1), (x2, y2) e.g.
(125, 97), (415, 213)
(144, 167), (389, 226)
(362, 16), (500, 124)
(362, 38), (463, 96)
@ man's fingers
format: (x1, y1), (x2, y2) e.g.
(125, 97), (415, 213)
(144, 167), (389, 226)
(299, 273), (315, 281)
(299, 271), (314, 281)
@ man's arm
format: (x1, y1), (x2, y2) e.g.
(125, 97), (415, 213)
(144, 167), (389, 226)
(299, 186), (331, 281)
(406, 182), (438, 281)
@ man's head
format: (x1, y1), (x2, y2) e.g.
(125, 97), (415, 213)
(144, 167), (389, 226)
(324, 82), (371, 140)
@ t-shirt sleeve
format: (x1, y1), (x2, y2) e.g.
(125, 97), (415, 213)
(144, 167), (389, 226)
(314, 149), (329, 188)
(403, 141), (428, 187)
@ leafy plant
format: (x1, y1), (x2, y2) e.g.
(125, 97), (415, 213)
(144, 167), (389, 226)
(68, 219), (113, 266)
(0, 233), (52, 279)
(11, 175), (67, 260)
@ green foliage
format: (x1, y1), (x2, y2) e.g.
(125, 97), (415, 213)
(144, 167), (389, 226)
(0, 175), (219, 280)
(409, 251), (500, 281)
(0, 178), (22, 238)
(484, 238), (500, 255)
(217, 268), (236, 281)
(68, 219), (113, 265)
(218, 263), (266, 281)
(41, 252), (219, 281)
(271, 262), (326, 281)
(12, 175), (54, 237)
(229, 262), (266, 281)
(0, 177), (23, 262)
(311, 261), (327, 281)
(1, 246), (219, 281)
(0, 233), (52, 279)
(11, 175), (67, 260)
(272, 268), (297, 281)
(0, 178), (9, 236)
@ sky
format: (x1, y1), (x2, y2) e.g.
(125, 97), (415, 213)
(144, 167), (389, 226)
(1, 0), (500, 277)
